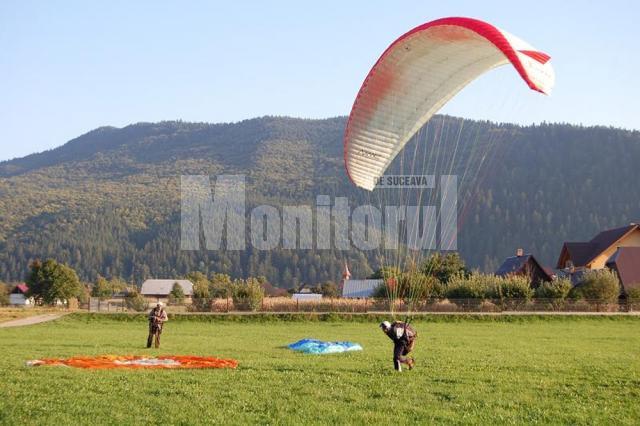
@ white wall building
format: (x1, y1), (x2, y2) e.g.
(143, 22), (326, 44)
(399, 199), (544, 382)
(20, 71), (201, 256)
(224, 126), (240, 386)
(9, 283), (32, 306)
(140, 279), (194, 301)
(342, 279), (383, 298)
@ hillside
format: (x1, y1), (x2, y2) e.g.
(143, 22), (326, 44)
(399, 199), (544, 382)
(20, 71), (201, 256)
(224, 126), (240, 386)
(1, 116), (639, 286)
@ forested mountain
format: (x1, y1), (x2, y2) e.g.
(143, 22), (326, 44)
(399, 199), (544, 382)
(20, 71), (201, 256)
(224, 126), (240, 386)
(1, 116), (639, 286)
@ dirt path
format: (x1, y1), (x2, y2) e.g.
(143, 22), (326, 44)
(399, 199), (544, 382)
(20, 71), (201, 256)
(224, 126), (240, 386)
(0, 313), (67, 328)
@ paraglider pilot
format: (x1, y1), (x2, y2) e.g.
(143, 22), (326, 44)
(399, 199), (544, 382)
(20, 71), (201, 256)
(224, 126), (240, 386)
(147, 302), (168, 348)
(380, 320), (416, 371)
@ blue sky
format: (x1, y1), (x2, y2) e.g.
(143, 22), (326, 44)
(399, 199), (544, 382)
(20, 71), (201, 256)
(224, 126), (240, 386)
(1, 0), (639, 161)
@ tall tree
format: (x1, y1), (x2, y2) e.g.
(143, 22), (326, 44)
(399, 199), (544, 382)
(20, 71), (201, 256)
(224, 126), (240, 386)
(421, 252), (468, 284)
(26, 259), (82, 305)
(91, 275), (112, 300)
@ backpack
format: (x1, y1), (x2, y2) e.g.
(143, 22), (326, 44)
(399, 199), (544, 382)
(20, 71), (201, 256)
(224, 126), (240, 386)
(392, 321), (417, 345)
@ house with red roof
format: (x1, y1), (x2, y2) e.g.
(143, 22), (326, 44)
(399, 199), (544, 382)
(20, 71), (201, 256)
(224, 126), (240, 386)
(495, 248), (554, 287)
(556, 223), (640, 295)
(606, 247), (640, 295)
(10, 283), (32, 306)
(556, 223), (640, 271)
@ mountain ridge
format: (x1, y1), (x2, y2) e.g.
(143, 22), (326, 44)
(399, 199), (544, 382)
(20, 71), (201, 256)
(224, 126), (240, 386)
(1, 115), (639, 286)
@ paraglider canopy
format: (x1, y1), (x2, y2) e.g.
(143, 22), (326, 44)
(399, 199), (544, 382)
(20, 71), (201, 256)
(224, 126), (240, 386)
(344, 17), (555, 190)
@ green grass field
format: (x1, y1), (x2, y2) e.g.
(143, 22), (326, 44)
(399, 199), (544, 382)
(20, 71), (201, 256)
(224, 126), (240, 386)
(0, 315), (638, 425)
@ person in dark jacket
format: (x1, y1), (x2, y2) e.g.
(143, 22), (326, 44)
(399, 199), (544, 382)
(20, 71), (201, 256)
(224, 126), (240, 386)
(380, 320), (416, 371)
(147, 302), (168, 348)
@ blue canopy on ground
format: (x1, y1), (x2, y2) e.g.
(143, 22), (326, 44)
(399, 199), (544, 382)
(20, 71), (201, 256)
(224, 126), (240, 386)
(288, 339), (363, 354)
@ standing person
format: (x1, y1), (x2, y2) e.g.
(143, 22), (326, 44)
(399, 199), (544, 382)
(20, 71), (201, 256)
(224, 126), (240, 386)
(147, 302), (168, 348)
(380, 320), (417, 371)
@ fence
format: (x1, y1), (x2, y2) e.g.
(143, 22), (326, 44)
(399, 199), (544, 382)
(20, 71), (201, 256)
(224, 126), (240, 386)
(88, 297), (131, 313)
(87, 296), (639, 314)
(198, 297), (639, 314)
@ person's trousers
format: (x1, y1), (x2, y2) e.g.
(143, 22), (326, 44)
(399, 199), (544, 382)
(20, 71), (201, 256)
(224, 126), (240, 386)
(393, 343), (409, 371)
(147, 323), (162, 348)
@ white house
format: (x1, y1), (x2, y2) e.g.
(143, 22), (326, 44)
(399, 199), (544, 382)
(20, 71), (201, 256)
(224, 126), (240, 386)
(292, 293), (323, 301)
(9, 283), (32, 306)
(342, 279), (383, 298)
(140, 279), (194, 302)
(339, 262), (383, 298)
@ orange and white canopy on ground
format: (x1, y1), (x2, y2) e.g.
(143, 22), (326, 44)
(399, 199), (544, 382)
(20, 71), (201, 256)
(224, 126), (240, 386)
(344, 17), (555, 190)
(27, 355), (238, 369)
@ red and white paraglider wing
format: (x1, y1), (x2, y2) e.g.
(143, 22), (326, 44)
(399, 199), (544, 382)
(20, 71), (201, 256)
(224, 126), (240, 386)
(344, 17), (555, 190)
(500, 29), (555, 95)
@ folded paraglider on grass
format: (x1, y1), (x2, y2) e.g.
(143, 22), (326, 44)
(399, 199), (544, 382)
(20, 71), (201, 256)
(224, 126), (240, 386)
(288, 339), (363, 354)
(26, 355), (238, 369)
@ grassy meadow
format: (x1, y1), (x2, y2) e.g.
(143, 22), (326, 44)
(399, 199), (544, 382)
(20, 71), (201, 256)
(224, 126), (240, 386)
(0, 314), (638, 425)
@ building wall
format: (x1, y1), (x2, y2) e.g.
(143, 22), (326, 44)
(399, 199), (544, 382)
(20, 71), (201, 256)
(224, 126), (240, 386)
(143, 296), (192, 304)
(590, 230), (640, 269)
(292, 293), (323, 301)
(9, 294), (30, 306)
(342, 279), (383, 298)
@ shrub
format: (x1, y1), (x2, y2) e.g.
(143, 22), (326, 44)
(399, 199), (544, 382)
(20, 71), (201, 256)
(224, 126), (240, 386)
(109, 278), (128, 294)
(231, 278), (264, 311)
(371, 272), (440, 302)
(626, 287), (640, 311)
(210, 273), (233, 298)
(432, 280), (447, 299)
(444, 273), (533, 309)
(91, 276), (112, 300)
(445, 273), (492, 300)
(627, 287), (640, 301)
(125, 289), (148, 312)
(484, 274), (533, 310)
(186, 271), (209, 287)
(533, 278), (573, 310)
(77, 284), (90, 305)
(535, 278), (573, 300)
(403, 274), (440, 301)
(168, 282), (185, 305)
(191, 278), (211, 311)
(319, 281), (339, 298)
(569, 269), (620, 303)
(372, 281), (389, 300)
(67, 297), (79, 310)
(421, 252), (469, 283)
(0, 282), (9, 306)
(369, 266), (402, 280)
(487, 275), (533, 301)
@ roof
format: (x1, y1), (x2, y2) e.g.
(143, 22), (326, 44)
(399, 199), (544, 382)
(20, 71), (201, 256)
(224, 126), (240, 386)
(496, 255), (532, 276)
(342, 279), (382, 298)
(558, 242), (597, 268)
(11, 283), (29, 294)
(606, 247), (640, 292)
(140, 279), (193, 296)
(591, 224), (637, 252)
(542, 266), (555, 279)
(495, 254), (553, 281)
(556, 224), (639, 268)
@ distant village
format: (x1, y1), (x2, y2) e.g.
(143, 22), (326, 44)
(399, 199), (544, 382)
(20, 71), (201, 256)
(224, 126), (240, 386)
(6, 223), (640, 308)
(343, 223), (640, 299)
